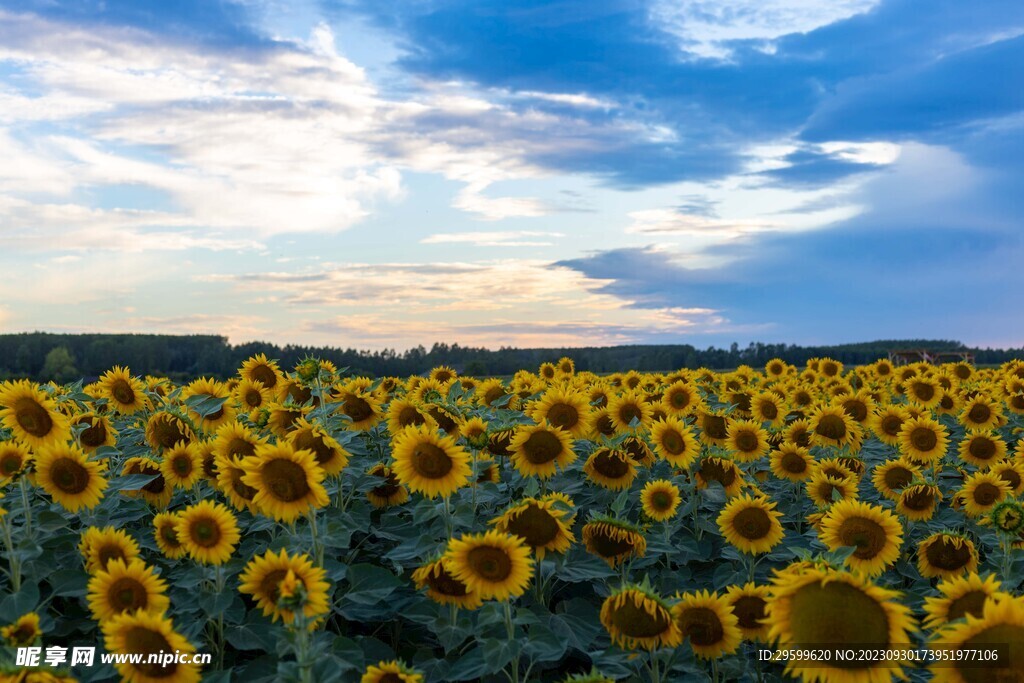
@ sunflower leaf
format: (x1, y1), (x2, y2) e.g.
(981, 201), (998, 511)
(109, 473), (159, 491)
(184, 394), (229, 418)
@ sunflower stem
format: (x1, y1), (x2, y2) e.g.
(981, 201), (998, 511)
(308, 506), (323, 568)
(502, 600), (520, 683)
(710, 656), (719, 683)
(0, 513), (21, 592)
(443, 496), (454, 539)
(648, 649), (661, 683)
(19, 477), (32, 540)
(212, 564), (226, 670)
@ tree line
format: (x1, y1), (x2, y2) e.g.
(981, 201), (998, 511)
(0, 332), (1021, 383)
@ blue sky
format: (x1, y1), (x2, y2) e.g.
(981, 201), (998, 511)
(0, 0), (1021, 350)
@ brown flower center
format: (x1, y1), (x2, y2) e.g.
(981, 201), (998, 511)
(522, 430), (563, 464)
(14, 398), (53, 437)
(50, 457), (90, 494)
(467, 546), (512, 581)
(261, 458), (312, 502)
(677, 607), (724, 647)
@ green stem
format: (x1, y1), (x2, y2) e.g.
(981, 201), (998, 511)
(213, 565), (226, 670)
(649, 649), (661, 683)
(503, 601), (520, 683)
(443, 496), (454, 539)
(1, 514), (21, 592)
(309, 506), (323, 568)
(19, 478), (32, 540)
(711, 657), (719, 683)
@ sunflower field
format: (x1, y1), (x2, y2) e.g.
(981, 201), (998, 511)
(2, 356), (1024, 683)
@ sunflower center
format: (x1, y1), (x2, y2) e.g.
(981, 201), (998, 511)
(999, 468), (1022, 491)
(947, 590), (988, 622)
(617, 402), (643, 426)
(250, 365), (278, 389)
(151, 417), (189, 449)
(79, 419), (108, 447)
(955, 623), (1024, 683)
(843, 400), (868, 422)
(592, 450), (630, 479)
(589, 527), (637, 558)
(427, 407), (457, 433)
(702, 415), (728, 440)
(542, 402), (577, 430)
(883, 466), (913, 491)
(172, 454), (193, 477)
(226, 437), (257, 459)
(669, 389), (691, 409)
(972, 483), (1001, 506)
(244, 389), (263, 408)
(50, 457), (90, 494)
(732, 595), (767, 632)
(734, 430), (760, 453)
(261, 459), (312, 502)
(925, 537), (972, 570)
(780, 451), (808, 474)
(192, 519), (222, 548)
(344, 396), (373, 422)
(880, 415), (903, 437)
(294, 431), (337, 468)
(159, 524), (181, 547)
(428, 565), (470, 597)
(506, 505), (560, 547)
(109, 379), (136, 406)
(611, 597), (670, 638)
(522, 431), (563, 464)
(816, 415), (847, 441)
(651, 491), (673, 511)
(13, 398), (53, 437)
(257, 568), (290, 604)
(411, 443), (454, 480)
(837, 517), (887, 560)
(910, 427), (937, 452)
(791, 427), (811, 448)
(229, 467), (258, 501)
(968, 437), (997, 461)
(787, 580), (891, 656)
(660, 429), (686, 455)
(700, 458), (737, 487)
(467, 546), (512, 582)
(967, 404), (991, 424)
(124, 626), (176, 677)
(109, 577), (148, 612)
(398, 406), (427, 427)
(677, 607), (725, 647)
(732, 507), (772, 540)
(98, 545), (127, 568)
(903, 487), (935, 511)
(0, 451), (25, 477)
(758, 401), (778, 420)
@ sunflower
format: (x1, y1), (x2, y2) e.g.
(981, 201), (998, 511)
(97, 367), (150, 415)
(583, 447), (638, 491)
(929, 595), (1024, 683)
(769, 444), (814, 482)
(181, 378), (236, 433)
(0, 441), (31, 482)
(815, 456), (857, 483)
(958, 431), (1007, 469)
(607, 391), (652, 433)
(152, 512), (187, 560)
(233, 378), (271, 416)
(101, 610), (201, 683)
(265, 403), (308, 438)
(696, 456), (745, 497)
(336, 388), (383, 432)
(87, 558), (169, 622)
(765, 358), (789, 378)
(960, 471), (1011, 518)
(176, 500), (240, 565)
(819, 500), (903, 577)
(673, 590), (742, 659)
(241, 442), (329, 521)
(726, 419), (770, 462)
(74, 412), (117, 453)
(600, 584), (681, 651)
(917, 532), (979, 580)
(529, 386), (591, 438)
(808, 404), (862, 450)
(588, 408), (617, 439)
(897, 483), (942, 522)
(697, 410), (730, 447)
(215, 453), (259, 513)
(783, 418), (813, 448)
(491, 496), (575, 559)
(144, 411), (194, 452)
(662, 381), (703, 417)
(1, 612), (41, 646)
(366, 463), (409, 508)
(649, 417), (699, 469)
(806, 470), (859, 509)
(898, 415), (949, 464)
(724, 583), (770, 641)
(390, 424), (471, 499)
(959, 395), (1004, 432)
(445, 530), (534, 601)
(411, 556), (482, 610)
(121, 456), (171, 508)
(993, 460), (1024, 496)
(360, 660), (423, 683)
(286, 418), (349, 477)
(838, 391), (875, 425)
(871, 458), (921, 500)
(0, 380), (70, 449)
(80, 526), (141, 573)
(582, 517), (647, 568)
(923, 573), (1005, 631)
(750, 391), (786, 427)
(240, 353), (283, 393)
(766, 566), (915, 683)
(160, 442), (202, 489)
(475, 457), (501, 484)
(238, 548), (330, 624)
(457, 416), (489, 449)
(640, 480), (682, 522)
(475, 379), (510, 407)
(509, 422), (575, 479)
(35, 443), (107, 512)
(718, 493), (785, 555)
(385, 397), (435, 434)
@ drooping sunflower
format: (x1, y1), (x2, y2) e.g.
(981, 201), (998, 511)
(897, 483), (942, 522)
(917, 532), (979, 580)
(97, 367), (150, 415)
(673, 590), (742, 660)
(0, 380), (70, 450)
(360, 660), (424, 683)
(766, 566), (916, 683)
(80, 526), (141, 573)
(718, 493), (785, 555)
(366, 463), (409, 508)
(445, 530), (534, 601)
(0, 441), (32, 482)
(160, 441), (202, 489)
(241, 442), (329, 521)
(724, 583), (771, 641)
(898, 415), (949, 464)
(390, 424), (471, 499)
(871, 458), (921, 501)
(649, 417), (698, 469)
(607, 391), (652, 433)
(640, 479), (682, 522)
(264, 403), (309, 438)
(121, 456), (171, 508)
(411, 556), (482, 610)
(697, 410), (730, 447)
(287, 418), (350, 477)
(929, 595), (1024, 683)
(582, 516), (647, 568)
(769, 444), (814, 482)
(808, 404), (862, 451)
(529, 386), (592, 438)
(923, 573), (1005, 631)
(1, 611), (42, 646)
(175, 500), (240, 565)
(959, 395), (1004, 432)
(599, 584), (681, 651)
(819, 500), (903, 577)
(726, 419), (770, 463)
(583, 447), (638, 491)
(101, 610), (201, 683)
(814, 456), (857, 483)
(144, 411), (194, 452)
(240, 353), (283, 393)
(696, 456), (745, 497)
(960, 470), (1011, 518)
(238, 548), (331, 624)
(87, 558), (169, 622)
(958, 431), (1007, 469)
(152, 512), (187, 560)
(74, 412), (117, 453)
(491, 496), (575, 559)
(806, 470), (859, 509)
(509, 422), (575, 479)
(35, 443), (107, 512)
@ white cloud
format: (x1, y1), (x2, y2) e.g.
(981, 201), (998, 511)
(421, 231), (565, 247)
(626, 208), (777, 238)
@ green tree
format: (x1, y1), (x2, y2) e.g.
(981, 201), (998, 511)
(41, 346), (78, 383)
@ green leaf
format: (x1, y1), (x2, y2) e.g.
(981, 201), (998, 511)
(482, 638), (518, 672)
(0, 582), (40, 621)
(109, 474), (159, 492)
(184, 394), (229, 419)
(523, 623), (566, 662)
(446, 646), (489, 680)
(345, 564), (402, 605)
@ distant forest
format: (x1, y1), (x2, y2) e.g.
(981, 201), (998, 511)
(1, 332), (1022, 383)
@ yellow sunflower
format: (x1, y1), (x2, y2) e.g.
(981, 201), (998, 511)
(0, 380), (70, 449)
(74, 412), (117, 453)
(160, 441), (202, 489)
(696, 456), (745, 497)
(871, 458), (921, 501)
(929, 595), (1024, 683)
(783, 418), (813, 448)
(582, 517), (647, 568)
(529, 386), (592, 438)
(814, 456), (857, 483)
(898, 415), (949, 464)
(336, 388), (383, 432)
(1, 612), (42, 646)
(897, 483), (942, 522)
(411, 556), (482, 610)
(288, 418), (350, 477)
(993, 460), (1024, 496)
(97, 367), (150, 415)
(509, 422), (575, 479)
(697, 410), (730, 447)
(673, 590), (742, 659)
(175, 500), (240, 565)
(726, 419), (770, 462)
(724, 583), (771, 641)
(819, 500), (903, 576)
(87, 558), (169, 621)
(649, 417), (698, 469)
(152, 512), (187, 560)
(958, 431), (1007, 469)
(640, 480), (682, 522)
(181, 378), (236, 433)
(101, 610), (201, 683)
(240, 353), (283, 393)
(583, 447), (638, 491)
(360, 660), (424, 683)
(80, 526), (141, 573)
(662, 380), (703, 417)
(923, 573), (1005, 631)
(215, 452), (259, 514)
(35, 443), (107, 512)
(475, 379), (510, 407)
(917, 532), (978, 580)
(0, 441), (32, 482)
(717, 493), (785, 555)
(390, 424), (471, 498)
(241, 442), (329, 521)
(491, 496), (575, 559)
(385, 397), (436, 434)
(769, 444), (814, 482)
(600, 584), (681, 651)
(607, 391), (653, 433)
(960, 471), (1011, 518)
(233, 378), (271, 416)
(445, 530), (534, 601)
(121, 456), (171, 509)
(806, 470), (859, 509)
(808, 404), (862, 451)
(366, 463), (409, 508)
(144, 411), (194, 452)
(959, 395), (1004, 432)
(238, 548), (331, 624)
